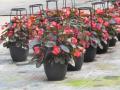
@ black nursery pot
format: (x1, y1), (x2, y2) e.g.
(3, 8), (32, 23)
(117, 33), (120, 41)
(84, 46), (97, 62)
(97, 41), (109, 54)
(44, 56), (67, 81)
(67, 54), (84, 71)
(9, 46), (29, 62)
(109, 37), (117, 47)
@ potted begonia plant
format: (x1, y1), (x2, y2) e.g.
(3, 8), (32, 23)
(32, 8), (85, 80)
(0, 16), (30, 62)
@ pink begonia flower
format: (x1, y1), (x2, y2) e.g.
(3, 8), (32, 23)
(91, 22), (96, 28)
(51, 21), (57, 27)
(12, 23), (17, 28)
(63, 7), (71, 17)
(96, 9), (104, 14)
(84, 17), (89, 23)
(43, 19), (48, 24)
(8, 30), (14, 37)
(97, 18), (104, 24)
(27, 19), (32, 27)
(74, 50), (81, 57)
(64, 27), (73, 34)
(38, 29), (44, 36)
(75, 9), (79, 16)
(114, 17), (120, 24)
(96, 23), (102, 30)
(104, 21), (109, 27)
(84, 31), (91, 36)
(71, 37), (78, 45)
(52, 46), (61, 55)
(33, 46), (40, 55)
(57, 24), (62, 30)
(102, 30), (109, 40)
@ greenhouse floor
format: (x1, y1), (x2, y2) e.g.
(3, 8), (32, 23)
(0, 42), (120, 90)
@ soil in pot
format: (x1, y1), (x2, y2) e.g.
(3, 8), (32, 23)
(109, 37), (117, 47)
(67, 54), (84, 71)
(44, 55), (67, 81)
(9, 46), (29, 62)
(97, 41), (109, 54)
(84, 46), (97, 62)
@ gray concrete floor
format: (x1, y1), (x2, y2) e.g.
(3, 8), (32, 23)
(0, 41), (120, 90)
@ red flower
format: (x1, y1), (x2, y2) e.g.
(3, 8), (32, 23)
(80, 40), (87, 48)
(51, 21), (57, 27)
(114, 17), (120, 24)
(61, 16), (64, 20)
(38, 29), (44, 36)
(8, 30), (14, 37)
(35, 27), (43, 36)
(97, 18), (104, 24)
(57, 24), (62, 30)
(92, 22), (96, 28)
(52, 46), (60, 55)
(12, 23), (17, 28)
(96, 9), (104, 14)
(79, 47), (86, 53)
(71, 37), (78, 45)
(75, 9), (79, 16)
(74, 50), (81, 57)
(96, 24), (102, 30)
(33, 46), (40, 55)
(63, 8), (71, 17)
(104, 21), (109, 27)
(102, 30), (109, 40)
(84, 31), (91, 36)
(27, 19), (32, 27)
(43, 19), (48, 24)
(84, 17), (89, 23)
(109, 7), (114, 12)
(64, 27), (73, 34)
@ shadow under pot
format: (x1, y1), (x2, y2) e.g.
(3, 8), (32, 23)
(67, 54), (84, 71)
(9, 46), (29, 62)
(117, 33), (120, 41)
(109, 37), (117, 47)
(97, 41), (109, 54)
(44, 55), (67, 81)
(84, 46), (97, 62)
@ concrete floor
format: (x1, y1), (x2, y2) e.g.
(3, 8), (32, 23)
(0, 41), (120, 90)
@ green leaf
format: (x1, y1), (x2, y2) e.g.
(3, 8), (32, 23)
(97, 39), (103, 49)
(45, 41), (56, 47)
(60, 59), (65, 64)
(71, 44), (76, 48)
(101, 39), (108, 45)
(68, 56), (75, 67)
(60, 45), (70, 53)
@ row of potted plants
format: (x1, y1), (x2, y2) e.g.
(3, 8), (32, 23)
(0, 0), (120, 81)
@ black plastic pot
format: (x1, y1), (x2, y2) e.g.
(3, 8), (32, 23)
(97, 41), (109, 54)
(9, 46), (29, 62)
(44, 56), (67, 81)
(67, 54), (84, 71)
(109, 37), (117, 47)
(84, 46), (97, 62)
(117, 33), (120, 41)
